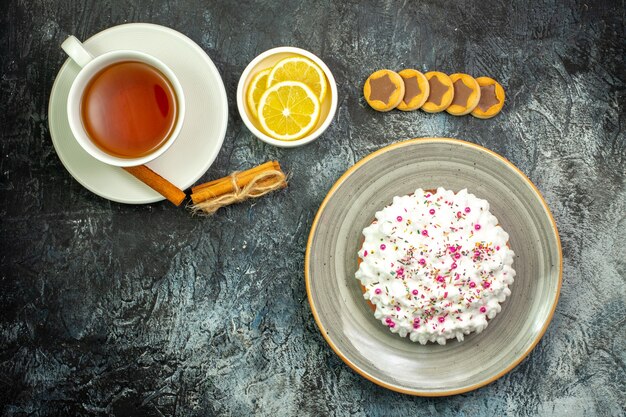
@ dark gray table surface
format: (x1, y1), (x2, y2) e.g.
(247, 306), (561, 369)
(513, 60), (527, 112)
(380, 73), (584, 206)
(1, 1), (624, 416)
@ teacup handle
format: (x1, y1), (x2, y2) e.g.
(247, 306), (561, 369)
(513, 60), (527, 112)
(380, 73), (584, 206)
(61, 36), (94, 68)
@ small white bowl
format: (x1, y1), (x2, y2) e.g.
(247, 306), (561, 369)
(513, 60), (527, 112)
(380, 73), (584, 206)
(237, 47), (338, 148)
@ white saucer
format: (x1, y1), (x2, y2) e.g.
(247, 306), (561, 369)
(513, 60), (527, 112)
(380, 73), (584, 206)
(48, 23), (228, 204)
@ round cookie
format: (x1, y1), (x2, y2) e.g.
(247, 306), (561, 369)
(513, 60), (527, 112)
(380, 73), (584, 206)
(446, 73), (481, 116)
(396, 69), (430, 111)
(471, 77), (505, 119)
(421, 72), (454, 113)
(363, 70), (405, 112)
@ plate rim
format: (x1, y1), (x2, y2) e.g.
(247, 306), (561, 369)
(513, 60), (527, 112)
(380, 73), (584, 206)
(304, 137), (563, 396)
(48, 22), (228, 204)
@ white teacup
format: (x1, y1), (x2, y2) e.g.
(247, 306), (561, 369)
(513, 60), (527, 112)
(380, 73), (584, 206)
(62, 35), (185, 167)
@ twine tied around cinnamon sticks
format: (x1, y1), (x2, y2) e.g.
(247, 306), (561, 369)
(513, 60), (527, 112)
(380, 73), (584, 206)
(121, 160), (287, 212)
(189, 161), (287, 215)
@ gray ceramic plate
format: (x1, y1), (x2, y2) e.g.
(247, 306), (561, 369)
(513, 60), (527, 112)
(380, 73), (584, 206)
(305, 138), (562, 396)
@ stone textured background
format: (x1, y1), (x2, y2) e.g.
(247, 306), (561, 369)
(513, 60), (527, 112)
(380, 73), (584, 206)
(1, 0), (624, 416)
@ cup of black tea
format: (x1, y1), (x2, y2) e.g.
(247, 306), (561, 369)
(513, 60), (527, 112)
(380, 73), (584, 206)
(62, 35), (185, 167)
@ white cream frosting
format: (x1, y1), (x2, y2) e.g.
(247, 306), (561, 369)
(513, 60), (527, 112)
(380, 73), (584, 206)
(355, 187), (515, 345)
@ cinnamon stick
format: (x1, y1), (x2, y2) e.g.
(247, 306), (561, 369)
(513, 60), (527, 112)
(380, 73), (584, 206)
(123, 165), (186, 206)
(190, 161), (278, 193)
(190, 160), (284, 205)
(189, 161), (287, 214)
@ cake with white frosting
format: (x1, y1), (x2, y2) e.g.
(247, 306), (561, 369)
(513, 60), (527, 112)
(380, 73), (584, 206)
(355, 187), (515, 345)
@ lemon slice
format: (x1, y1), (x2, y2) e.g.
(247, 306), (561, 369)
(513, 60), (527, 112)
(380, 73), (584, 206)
(246, 68), (271, 118)
(267, 56), (327, 102)
(257, 81), (321, 141)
